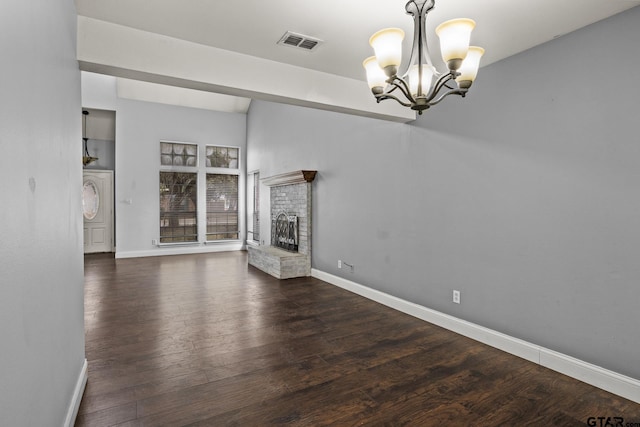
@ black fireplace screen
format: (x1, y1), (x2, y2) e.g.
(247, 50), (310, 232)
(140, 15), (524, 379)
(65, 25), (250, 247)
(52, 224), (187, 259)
(272, 212), (298, 252)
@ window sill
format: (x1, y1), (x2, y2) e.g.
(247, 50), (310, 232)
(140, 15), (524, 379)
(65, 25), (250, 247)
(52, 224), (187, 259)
(205, 239), (241, 245)
(157, 241), (199, 247)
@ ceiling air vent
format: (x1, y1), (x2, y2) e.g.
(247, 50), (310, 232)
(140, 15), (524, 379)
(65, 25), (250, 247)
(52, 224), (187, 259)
(277, 31), (322, 52)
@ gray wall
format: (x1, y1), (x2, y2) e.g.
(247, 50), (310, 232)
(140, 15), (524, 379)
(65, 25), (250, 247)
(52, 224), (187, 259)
(246, 6), (640, 380)
(0, 0), (85, 425)
(115, 99), (247, 254)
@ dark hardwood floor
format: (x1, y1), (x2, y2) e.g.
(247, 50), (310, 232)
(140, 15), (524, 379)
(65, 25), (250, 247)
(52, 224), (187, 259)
(77, 251), (640, 426)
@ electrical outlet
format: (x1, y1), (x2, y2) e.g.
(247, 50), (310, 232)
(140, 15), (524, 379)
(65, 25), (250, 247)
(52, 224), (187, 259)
(152, 239), (158, 246)
(338, 260), (342, 269)
(453, 290), (461, 304)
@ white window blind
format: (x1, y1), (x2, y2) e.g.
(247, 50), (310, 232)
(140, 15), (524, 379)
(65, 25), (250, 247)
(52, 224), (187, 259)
(159, 172), (198, 243)
(206, 174), (239, 241)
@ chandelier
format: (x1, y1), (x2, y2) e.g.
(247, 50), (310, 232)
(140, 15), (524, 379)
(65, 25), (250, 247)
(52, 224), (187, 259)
(82, 110), (98, 166)
(363, 0), (484, 114)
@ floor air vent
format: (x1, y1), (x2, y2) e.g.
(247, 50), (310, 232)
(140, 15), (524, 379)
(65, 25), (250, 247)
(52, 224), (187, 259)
(277, 31), (322, 51)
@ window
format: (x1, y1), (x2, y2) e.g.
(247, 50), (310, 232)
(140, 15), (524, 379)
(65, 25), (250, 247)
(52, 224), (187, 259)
(159, 172), (198, 243)
(161, 141), (198, 166)
(206, 174), (239, 240)
(159, 141), (240, 244)
(247, 171), (260, 242)
(206, 146), (238, 168)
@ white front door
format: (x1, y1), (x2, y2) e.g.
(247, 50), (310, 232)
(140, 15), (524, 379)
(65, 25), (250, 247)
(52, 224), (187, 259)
(83, 170), (114, 253)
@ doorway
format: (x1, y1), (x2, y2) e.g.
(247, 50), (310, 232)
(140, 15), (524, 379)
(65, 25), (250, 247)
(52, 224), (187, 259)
(83, 170), (114, 253)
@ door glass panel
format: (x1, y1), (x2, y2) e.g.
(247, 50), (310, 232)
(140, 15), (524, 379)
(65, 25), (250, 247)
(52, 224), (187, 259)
(83, 180), (100, 220)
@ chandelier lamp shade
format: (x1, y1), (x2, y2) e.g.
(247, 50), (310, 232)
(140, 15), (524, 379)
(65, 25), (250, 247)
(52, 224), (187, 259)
(363, 0), (484, 114)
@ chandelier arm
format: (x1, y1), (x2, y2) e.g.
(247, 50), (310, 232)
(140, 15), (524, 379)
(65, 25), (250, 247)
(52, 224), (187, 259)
(428, 88), (468, 106)
(425, 71), (457, 102)
(390, 77), (417, 104)
(377, 83), (415, 106)
(384, 84), (401, 95)
(375, 93), (414, 108)
(380, 82), (404, 99)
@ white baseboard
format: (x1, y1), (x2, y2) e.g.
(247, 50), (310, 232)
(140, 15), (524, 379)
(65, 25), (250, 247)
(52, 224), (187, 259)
(311, 269), (640, 404)
(64, 358), (88, 427)
(539, 349), (640, 403)
(115, 242), (245, 259)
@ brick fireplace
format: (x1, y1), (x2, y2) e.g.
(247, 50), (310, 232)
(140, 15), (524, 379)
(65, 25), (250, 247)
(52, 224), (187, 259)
(247, 170), (316, 279)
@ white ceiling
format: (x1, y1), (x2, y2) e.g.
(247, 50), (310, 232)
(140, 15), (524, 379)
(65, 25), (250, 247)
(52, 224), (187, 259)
(75, 0), (640, 121)
(116, 78), (252, 113)
(76, 0), (639, 82)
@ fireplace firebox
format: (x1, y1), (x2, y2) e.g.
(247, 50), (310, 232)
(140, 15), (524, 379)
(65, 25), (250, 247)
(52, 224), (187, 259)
(272, 212), (298, 252)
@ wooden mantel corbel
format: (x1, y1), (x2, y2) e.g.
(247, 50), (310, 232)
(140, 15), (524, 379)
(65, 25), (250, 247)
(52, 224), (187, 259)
(261, 170), (317, 187)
